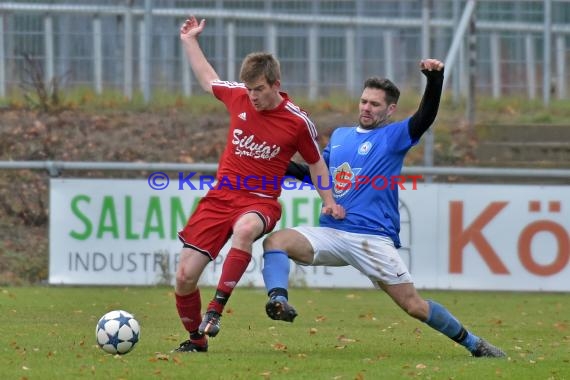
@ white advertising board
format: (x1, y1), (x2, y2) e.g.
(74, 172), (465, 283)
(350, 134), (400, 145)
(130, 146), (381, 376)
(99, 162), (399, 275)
(49, 179), (570, 291)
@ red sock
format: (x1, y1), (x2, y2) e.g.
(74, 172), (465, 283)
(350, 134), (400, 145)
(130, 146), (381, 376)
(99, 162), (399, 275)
(175, 289), (202, 334)
(207, 248), (252, 313)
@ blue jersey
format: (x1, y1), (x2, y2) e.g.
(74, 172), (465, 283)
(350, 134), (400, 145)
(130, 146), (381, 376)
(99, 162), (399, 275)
(319, 117), (418, 247)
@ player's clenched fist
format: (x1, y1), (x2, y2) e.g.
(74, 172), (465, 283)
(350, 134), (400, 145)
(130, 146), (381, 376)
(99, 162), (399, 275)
(420, 59), (444, 72)
(322, 203), (346, 220)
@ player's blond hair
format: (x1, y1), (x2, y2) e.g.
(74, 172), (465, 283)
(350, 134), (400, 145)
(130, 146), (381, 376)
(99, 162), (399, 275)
(239, 52), (281, 85)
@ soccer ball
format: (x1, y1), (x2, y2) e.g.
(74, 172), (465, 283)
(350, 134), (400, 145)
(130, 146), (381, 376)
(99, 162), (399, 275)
(95, 310), (140, 355)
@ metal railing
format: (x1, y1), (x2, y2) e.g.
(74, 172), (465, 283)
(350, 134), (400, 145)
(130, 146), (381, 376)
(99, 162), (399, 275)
(1, 160), (569, 182)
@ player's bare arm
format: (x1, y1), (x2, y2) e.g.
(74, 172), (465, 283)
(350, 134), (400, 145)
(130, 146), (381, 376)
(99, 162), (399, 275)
(307, 158), (345, 219)
(180, 16), (219, 94)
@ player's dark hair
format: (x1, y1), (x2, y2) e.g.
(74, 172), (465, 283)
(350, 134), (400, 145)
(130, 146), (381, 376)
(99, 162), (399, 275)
(363, 77), (400, 105)
(240, 52), (281, 86)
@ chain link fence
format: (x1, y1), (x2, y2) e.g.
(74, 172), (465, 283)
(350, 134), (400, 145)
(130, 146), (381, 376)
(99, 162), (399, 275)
(1, 0), (569, 102)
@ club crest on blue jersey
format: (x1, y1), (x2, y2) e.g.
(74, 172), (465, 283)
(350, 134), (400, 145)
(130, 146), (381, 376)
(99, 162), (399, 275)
(358, 141), (372, 155)
(331, 162), (361, 198)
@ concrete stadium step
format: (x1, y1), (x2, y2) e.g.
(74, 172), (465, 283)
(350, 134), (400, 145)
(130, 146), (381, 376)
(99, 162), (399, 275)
(475, 124), (570, 167)
(477, 124), (570, 142)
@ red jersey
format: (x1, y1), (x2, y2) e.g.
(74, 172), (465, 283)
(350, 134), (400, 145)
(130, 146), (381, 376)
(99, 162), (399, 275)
(212, 80), (321, 198)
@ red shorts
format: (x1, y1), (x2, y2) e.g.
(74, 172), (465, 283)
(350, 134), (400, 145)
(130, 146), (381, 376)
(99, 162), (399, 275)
(177, 190), (281, 259)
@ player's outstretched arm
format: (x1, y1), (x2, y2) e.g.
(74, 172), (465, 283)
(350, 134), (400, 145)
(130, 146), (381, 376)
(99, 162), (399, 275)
(307, 158), (345, 219)
(408, 59), (444, 141)
(180, 16), (220, 94)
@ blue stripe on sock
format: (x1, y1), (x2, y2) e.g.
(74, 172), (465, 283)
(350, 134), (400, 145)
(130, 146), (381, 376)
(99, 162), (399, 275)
(262, 250), (290, 294)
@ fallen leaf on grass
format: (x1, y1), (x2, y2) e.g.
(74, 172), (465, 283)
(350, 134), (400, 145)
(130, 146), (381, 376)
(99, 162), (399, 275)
(490, 318), (502, 325)
(164, 334), (178, 342)
(272, 342), (287, 351)
(337, 335), (356, 343)
(148, 353), (169, 362)
(358, 312), (376, 321)
(554, 322), (568, 331)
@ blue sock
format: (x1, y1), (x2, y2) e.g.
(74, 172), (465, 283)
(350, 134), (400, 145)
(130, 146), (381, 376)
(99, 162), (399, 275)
(425, 300), (480, 352)
(262, 250), (290, 298)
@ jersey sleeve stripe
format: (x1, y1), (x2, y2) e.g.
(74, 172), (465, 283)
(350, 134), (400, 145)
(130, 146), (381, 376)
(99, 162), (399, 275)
(212, 80), (246, 89)
(285, 102), (318, 139)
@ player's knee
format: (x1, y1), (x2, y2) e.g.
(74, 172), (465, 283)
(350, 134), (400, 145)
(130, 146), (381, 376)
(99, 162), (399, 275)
(263, 231), (290, 251)
(175, 263), (199, 290)
(404, 299), (429, 321)
(233, 219), (263, 245)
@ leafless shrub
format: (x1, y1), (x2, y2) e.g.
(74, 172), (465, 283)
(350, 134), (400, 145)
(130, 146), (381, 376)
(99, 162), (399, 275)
(20, 53), (70, 113)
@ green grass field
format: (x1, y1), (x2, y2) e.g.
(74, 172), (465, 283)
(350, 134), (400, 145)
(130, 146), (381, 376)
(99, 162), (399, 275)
(1, 286), (568, 380)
